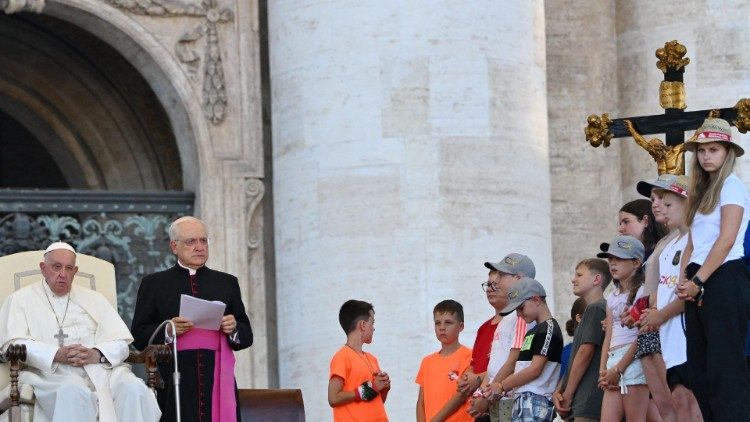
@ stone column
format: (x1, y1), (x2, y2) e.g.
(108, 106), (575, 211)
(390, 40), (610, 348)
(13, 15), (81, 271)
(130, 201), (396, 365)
(615, 0), (750, 189)
(544, 1), (622, 329)
(268, 1), (551, 419)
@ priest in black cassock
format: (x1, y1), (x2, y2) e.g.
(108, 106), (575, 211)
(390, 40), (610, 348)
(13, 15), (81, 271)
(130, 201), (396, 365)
(131, 216), (253, 422)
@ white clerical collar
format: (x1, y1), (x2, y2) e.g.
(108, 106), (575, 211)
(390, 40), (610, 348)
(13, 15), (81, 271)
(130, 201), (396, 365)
(177, 260), (201, 276)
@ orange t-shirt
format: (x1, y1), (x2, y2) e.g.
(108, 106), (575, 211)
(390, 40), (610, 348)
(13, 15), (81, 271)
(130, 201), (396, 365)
(329, 346), (389, 422)
(415, 345), (473, 422)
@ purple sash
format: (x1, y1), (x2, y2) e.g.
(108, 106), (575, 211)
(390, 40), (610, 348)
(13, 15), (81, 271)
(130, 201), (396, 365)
(178, 328), (237, 422)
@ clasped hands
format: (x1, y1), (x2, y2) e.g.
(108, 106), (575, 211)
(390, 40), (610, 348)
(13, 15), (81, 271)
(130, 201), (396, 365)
(552, 390), (573, 419)
(372, 371), (391, 392)
(457, 371), (489, 417)
(597, 367), (621, 391)
(168, 315), (238, 336)
(617, 307), (665, 333)
(53, 344), (101, 367)
(676, 277), (701, 302)
(466, 382), (509, 417)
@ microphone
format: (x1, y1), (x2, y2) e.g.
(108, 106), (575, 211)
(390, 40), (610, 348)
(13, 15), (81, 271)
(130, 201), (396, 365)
(148, 320), (181, 422)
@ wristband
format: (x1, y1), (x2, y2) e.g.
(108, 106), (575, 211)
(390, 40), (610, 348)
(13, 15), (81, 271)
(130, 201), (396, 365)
(354, 381), (379, 402)
(691, 275), (705, 288)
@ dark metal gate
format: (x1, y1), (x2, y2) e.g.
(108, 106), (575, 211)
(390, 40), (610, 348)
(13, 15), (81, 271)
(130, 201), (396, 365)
(0, 189), (194, 326)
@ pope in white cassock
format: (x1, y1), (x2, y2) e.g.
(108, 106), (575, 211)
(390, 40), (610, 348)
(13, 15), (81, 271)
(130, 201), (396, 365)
(0, 242), (161, 421)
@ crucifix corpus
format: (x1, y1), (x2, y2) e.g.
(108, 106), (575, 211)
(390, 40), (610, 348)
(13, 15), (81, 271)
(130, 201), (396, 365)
(584, 40), (750, 175)
(54, 328), (68, 347)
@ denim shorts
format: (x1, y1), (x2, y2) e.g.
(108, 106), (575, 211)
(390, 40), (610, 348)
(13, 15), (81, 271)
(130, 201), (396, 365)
(511, 392), (555, 422)
(607, 345), (647, 388)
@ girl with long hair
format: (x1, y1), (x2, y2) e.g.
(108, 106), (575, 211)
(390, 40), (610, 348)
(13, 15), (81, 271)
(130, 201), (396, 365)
(677, 117), (750, 421)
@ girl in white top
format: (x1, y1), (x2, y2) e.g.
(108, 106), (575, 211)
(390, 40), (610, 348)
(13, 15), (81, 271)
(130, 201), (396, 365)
(677, 116), (750, 421)
(637, 176), (702, 421)
(596, 235), (648, 422)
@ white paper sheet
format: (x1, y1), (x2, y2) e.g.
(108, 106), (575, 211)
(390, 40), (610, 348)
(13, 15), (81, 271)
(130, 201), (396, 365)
(179, 294), (226, 330)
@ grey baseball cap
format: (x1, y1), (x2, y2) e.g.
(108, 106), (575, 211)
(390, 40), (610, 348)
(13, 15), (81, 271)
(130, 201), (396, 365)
(636, 174), (689, 198)
(596, 235), (645, 261)
(498, 277), (547, 316)
(484, 253), (536, 278)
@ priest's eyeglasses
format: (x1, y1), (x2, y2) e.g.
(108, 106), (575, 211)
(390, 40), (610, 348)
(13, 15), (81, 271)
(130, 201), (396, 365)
(481, 281), (499, 292)
(176, 238), (210, 247)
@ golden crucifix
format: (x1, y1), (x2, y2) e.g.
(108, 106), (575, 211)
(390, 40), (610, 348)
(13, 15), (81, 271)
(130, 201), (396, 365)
(584, 40), (750, 175)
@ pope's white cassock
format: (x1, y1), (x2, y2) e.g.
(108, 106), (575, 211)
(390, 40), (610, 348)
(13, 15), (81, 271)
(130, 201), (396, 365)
(0, 280), (161, 422)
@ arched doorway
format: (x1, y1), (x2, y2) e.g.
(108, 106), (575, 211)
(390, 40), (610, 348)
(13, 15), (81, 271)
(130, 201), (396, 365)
(0, 11), (194, 325)
(0, 0), (271, 388)
(0, 12), (182, 190)
(0, 109), (67, 188)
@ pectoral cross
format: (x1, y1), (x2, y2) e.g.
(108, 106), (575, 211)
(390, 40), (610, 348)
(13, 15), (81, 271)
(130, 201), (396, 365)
(54, 328), (68, 347)
(584, 40), (750, 175)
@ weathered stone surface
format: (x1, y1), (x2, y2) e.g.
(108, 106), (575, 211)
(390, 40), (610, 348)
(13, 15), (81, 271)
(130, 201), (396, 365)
(6, 1), (750, 420)
(269, 1), (552, 419)
(544, 0), (623, 336)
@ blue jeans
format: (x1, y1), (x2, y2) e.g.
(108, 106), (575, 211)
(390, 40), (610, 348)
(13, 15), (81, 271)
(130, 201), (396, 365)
(511, 392), (555, 422)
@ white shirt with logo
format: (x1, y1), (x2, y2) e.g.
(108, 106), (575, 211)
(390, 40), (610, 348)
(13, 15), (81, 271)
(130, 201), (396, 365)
(658, 233), (689, 369)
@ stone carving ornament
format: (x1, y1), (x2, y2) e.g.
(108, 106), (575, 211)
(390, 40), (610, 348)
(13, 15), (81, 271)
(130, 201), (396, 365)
(1, 0), (44, 14)
(105, 0), (234, 125)
(245, 178), (264, 256)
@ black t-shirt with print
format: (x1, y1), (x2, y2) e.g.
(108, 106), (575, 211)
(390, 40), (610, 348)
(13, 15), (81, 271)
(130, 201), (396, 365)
(518, 319), (563, 363)
(515, 318), (563, 396)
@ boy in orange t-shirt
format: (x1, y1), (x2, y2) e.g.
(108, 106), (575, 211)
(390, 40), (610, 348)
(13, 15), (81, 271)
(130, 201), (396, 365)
(416, 300), (473, 422)
(328, 300), (390, 422)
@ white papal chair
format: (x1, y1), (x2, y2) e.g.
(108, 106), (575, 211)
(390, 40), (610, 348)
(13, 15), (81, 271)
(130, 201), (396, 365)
(0, 250), (169, 422)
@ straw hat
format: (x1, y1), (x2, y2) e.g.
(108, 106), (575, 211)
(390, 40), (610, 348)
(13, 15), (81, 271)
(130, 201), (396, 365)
(683, 117), (744, 156)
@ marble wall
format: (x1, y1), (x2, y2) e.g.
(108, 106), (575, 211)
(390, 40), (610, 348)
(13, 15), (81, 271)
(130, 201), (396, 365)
(268, 0), (553, 419)
(544, 0), (623, 335)
(7, 1), (750, 420)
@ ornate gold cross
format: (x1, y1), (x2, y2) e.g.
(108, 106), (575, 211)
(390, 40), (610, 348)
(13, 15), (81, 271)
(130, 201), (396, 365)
(585, 40), (750, 175)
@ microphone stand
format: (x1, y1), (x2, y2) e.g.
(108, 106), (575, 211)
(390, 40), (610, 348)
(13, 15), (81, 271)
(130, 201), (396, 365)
(148, 320), (181, 422)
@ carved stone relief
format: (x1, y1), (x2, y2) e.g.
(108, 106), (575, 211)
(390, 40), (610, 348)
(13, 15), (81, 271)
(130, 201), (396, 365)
(1, 0), (44, 14)
(104, 0), (234, 125)
(245, 177), (265, 258)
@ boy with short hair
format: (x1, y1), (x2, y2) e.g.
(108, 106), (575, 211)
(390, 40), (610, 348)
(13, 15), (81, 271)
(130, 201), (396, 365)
(328, 300), (390, 422)
(485, 278), (563, 422)
(416, 300), (474, 422)
(554, 259), (611, 421)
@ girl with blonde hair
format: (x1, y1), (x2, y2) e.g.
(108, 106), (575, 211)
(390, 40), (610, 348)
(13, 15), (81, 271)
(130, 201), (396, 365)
(677, 116), (750, 421)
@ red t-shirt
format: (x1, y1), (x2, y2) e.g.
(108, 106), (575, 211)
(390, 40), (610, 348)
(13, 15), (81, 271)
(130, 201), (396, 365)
(471, 317), (498, 373)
